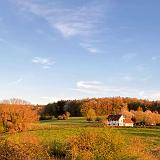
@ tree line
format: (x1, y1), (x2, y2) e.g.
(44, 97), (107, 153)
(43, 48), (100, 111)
(42, 97), (160, 117)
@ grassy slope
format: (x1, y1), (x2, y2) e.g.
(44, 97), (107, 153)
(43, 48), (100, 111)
(1, 117), (160, 159)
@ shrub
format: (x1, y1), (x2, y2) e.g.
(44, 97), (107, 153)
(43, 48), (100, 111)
(57, 112), (71, 120)
(95, 117), (102, 122)
(65, 111), (71, 119)
(0, 137), (50, 160)
(62, 114), (68, 120)
(65, 129), (125, 160)
(48, 140), (66, 159)
(57, 115), (64, 120)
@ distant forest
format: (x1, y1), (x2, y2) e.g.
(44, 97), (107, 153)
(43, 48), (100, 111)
(42, 97), (160, 117)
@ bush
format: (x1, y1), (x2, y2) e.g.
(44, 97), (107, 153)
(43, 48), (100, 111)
(48, 140), (66, 159)
(65, 129), (125, 160)
(57, 115), (64, 120)
(0, 104), (39, 133)
(57, 112), (71, 120)
(62, 114), (68, 120)
(65, 111), (71, 119)
(0, 137), (50, 160)
(95, 117), (102, 122)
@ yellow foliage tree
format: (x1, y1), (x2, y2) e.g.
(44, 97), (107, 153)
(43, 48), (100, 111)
(86, 108), (96, 121)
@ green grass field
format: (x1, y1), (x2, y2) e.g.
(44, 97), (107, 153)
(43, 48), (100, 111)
(1, 117), (160, 159)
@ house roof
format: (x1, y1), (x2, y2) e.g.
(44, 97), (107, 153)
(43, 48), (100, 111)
(108, 114), (122, 121)
(124, 118), (133, 124)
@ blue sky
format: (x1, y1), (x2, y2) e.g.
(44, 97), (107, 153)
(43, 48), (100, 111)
(0, 0), (160, 104)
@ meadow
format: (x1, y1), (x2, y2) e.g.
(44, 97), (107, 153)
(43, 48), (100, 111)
(1, 117), (160, 160)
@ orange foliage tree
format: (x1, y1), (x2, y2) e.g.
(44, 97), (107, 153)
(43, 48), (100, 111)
(0, 99), (39, 132)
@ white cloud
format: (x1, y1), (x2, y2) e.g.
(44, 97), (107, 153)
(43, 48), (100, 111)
(32, 57), (54, 69)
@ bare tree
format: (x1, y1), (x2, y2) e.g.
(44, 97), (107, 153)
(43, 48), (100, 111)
(0, 98), (31, 105)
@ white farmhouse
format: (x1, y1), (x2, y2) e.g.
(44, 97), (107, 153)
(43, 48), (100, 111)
(107, 114), (133, 127)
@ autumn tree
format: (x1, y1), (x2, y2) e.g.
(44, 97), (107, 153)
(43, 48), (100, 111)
(154, 112), (160, 125)
(80, 100), (97, 115)
(86, 108), (96, 121)
(134, 110), (144, 124)
(0, 99), (39, 132)
(120, 104), (133, 118)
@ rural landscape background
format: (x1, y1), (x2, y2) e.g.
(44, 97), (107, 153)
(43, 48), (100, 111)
(0, 0), (160, 160)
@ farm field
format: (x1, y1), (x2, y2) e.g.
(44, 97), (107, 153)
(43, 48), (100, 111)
(1, 117), (160, 160)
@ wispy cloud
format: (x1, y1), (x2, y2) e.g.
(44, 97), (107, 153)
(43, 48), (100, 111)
(54, 22), (81, 38)
(77, 81), (103, 89)
(71, 81), (120, 94)
(8, 77), (23, 85)
(72, 81), (105, 94)
(15, 0), (106, 37)
(15, 0), (108, 53)
(32, 57), (55, 69)
(80, 43), (99, 54)
(87, 48), (98, 54)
